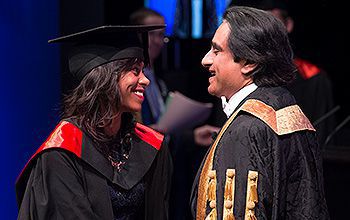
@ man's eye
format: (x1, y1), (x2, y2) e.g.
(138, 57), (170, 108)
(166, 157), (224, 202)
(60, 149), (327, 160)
(132, 67), (141, 75)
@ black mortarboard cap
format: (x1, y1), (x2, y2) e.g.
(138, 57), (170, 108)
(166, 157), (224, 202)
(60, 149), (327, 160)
(48, 25), (165, 82)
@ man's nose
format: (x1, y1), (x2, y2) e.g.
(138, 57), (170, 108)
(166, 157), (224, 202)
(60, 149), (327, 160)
(201, 51), (213, 68)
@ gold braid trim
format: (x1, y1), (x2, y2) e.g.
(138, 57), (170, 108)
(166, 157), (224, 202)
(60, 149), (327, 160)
(207, 170), (217, 201)
(205, 170), (217, 220)
(223, 169), (236, 220)
(241, 99), (315, 135)
(244, 171), (259, 220)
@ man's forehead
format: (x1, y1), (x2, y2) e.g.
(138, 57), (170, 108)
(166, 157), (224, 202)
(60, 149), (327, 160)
(212, 22), (230, 48)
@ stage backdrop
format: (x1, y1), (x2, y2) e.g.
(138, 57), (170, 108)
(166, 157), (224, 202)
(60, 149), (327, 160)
(0, 0), (60, 218)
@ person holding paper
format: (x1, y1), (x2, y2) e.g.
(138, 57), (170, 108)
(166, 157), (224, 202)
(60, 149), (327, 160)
(190, 6), (329, 220)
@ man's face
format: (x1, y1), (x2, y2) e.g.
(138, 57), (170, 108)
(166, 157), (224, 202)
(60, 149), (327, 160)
(143, 15), (165, 63)
(201, 21), (252, 99)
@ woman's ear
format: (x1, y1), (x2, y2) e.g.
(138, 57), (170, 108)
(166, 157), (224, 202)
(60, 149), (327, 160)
(241, 63), (257, 75)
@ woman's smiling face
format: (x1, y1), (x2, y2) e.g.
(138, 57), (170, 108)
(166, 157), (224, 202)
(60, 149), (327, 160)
(118, 61), (150, 113)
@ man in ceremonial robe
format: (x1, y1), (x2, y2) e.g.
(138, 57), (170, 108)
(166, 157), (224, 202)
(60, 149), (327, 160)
(190, 6), (329, 220)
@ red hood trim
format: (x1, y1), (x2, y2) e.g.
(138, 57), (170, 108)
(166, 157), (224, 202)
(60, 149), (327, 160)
(17, 121), (83, 182)
(294, 58), (321, 79)
(134, 123), (164, 150)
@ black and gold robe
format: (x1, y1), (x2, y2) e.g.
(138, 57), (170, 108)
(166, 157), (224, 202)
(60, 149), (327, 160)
(190, 86), (329, 220)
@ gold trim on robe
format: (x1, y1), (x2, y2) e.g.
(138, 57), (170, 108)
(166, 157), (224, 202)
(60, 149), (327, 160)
(244, 171), (259, 220)
(205, 170), (217, 220)
(223, 169), (236, 220)
(196, 107), (242, 220)
(240, 99), (315, 135)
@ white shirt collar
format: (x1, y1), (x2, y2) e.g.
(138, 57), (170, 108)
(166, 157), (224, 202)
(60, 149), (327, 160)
(221, 83), (258, 118)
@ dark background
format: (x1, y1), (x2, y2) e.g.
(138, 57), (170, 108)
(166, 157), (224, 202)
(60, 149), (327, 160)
(60, 0), (350, 119)
(1, 0), (349, 219)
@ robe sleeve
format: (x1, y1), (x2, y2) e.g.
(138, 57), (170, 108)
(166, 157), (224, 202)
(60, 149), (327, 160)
(145, 140), (173, 220)
(281, 131), (329, 219)
(17, 150), (100, 220)
(248, 118), (329, 219)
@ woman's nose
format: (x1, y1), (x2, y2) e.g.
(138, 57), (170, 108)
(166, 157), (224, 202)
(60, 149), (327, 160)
(138, 71), (150, 87)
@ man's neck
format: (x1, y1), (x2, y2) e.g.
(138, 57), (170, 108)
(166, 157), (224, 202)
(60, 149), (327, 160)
(221, 83), (258, 118)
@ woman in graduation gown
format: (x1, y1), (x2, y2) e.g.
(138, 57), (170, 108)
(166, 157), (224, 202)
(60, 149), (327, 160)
(15, 25), (173, 220)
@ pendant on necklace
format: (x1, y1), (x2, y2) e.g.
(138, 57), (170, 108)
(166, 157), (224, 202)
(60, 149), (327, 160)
(108, 156), (125, 172)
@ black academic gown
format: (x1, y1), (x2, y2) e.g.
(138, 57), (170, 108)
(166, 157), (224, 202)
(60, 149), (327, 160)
(190, 86), (329, 220)
(16, 121), (172, 220)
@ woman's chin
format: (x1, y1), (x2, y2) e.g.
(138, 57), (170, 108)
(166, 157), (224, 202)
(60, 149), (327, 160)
(130, 106), (142, 113)
(121, 105), (142, 113)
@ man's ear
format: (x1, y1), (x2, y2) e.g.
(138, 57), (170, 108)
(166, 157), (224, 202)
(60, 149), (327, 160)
(241, 63), (257, 75)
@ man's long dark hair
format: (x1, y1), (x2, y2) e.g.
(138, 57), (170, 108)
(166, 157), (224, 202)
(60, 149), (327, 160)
(223, 6), (296, 86)
(62, 58), (141, 152)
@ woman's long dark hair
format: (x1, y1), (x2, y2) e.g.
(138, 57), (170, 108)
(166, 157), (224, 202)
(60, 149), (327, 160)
(62, 58), (141, 154)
